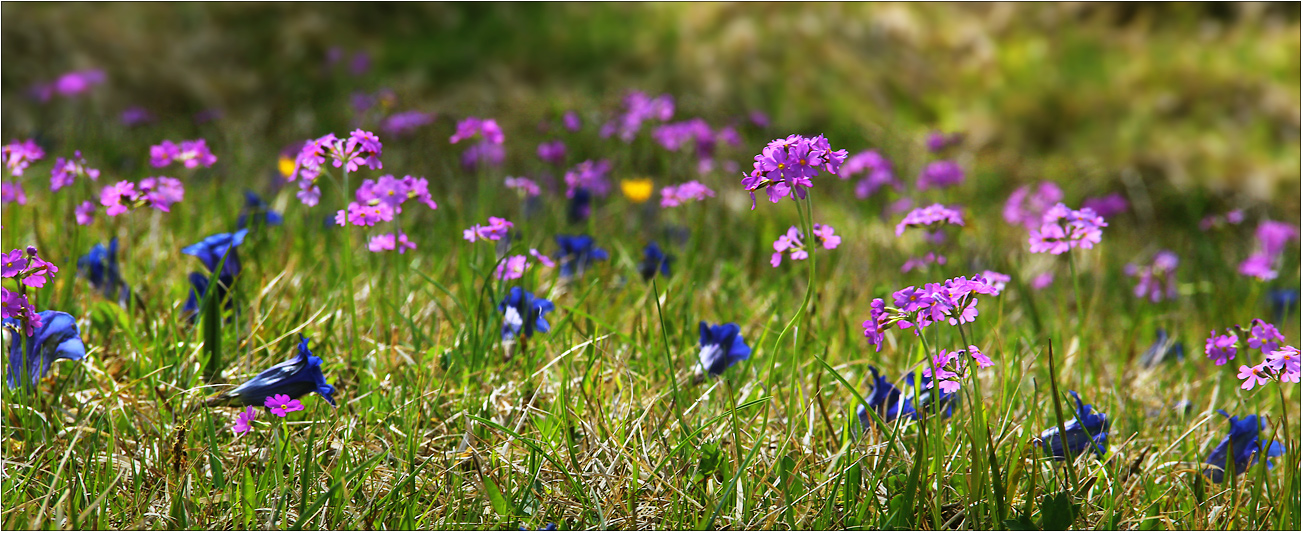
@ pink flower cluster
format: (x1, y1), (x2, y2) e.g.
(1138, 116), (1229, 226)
(1124, 250), (1179, 302)
(463, 216), (514, 243)
(2, 247), (59, 335)
(380, 110), (435, 137)
(741, 134), (848, 209)
(840, 150), (899, 199)
(1003, 182), (1063, 230)
(1237, 346), (1300, 390)
(1027, 203), (1107, 255)
(537, 140), (566, 166)
(1238, 220), (1298, 281)
(901, 252), (947, 273)
(290, 130), (385, 206)
(50, 151), (100, 191)
(601, 91), (674, 142)
(659, 181), (715, 208)
(1199, 209), (1245, 231)
(495, 250), (555, 281)
(3, 139), (45, 177)
(895, 204), (964, 236)
(770, 224), (840, 267)
(921, 345), (993, 394)
(564, 159), (612, 198)
(915, 160), (964, 190)
(449, 117), (505, 145)
(149, 139), (217, 169)
(862, 275), (1002, 351)
(651, 118), (739, 158)
(504, 176), (541, 197)
(99, 177), (184, 216)
(30, 69), (105, 102)
(368, 233), (416, 254)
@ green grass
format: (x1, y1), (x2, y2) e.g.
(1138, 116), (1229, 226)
(1, 3), (1299, 530)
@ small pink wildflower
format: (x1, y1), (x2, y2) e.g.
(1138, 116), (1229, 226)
(1237, 363), (1272, 390)
(264, 394), (305, 417)
(75, 201), (96, 225)
(233, 406), (257, 435)
(495, 255), (531, 280)
(368, 233), (416, 254)
(463, 216), (514, 242)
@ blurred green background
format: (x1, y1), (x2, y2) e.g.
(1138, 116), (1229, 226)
(2, 2), (1299, 217)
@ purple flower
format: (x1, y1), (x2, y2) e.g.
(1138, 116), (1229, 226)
(1124, 250), (1179, 302)
(335, 201), (394, 227)
(449, 117), (505, 145)
(1, 250), (27, 279)
(537, 140), (566, 166)
(916, 160), (964, 190)
(264, 394), (305, 417)
(49, 151), (101, 191)
(1247, 319), (1285, 354)
(463, 216), (514, 242)
(31, 69), (105, 101)
(460, 140), (505, 171)
(563, 111), (582, 132)
(770, 227), (809, 268)
(696, 322), (752, 377)
(979, 271), (1010, 294)
(3, 139), (45, 177)
(139, 177), (185, 212)
(233, 406), (257, 435)
(1237, 363), (1273, 390)
(1255, 220), (1298, 257)
(367, 233), (415, 254)
(530, 248), (556, 269)
(4, 310), (85, 389)
(564, 159), (612, 198)
(290, 130), (383, 187)
(496, 255), (531, 280)
(840, 150), (900, 199)
(1266, 346), (1300, 383)
(1238, 253), (1278, 281)
(1205, 330), (1238, 366)
(601, 91), (675, 142)
(1081, 193), (1129, 219)
(895, 204), (964, 236)
(505, 176), (541, 197)
(1003, 182), (1063, 230)
(74, 201), (96, 226)
(150, 139), (217, 169)
(925, 131), (962, 152)
(1, 182), (26, 205)
(659, 181), (716, 208)
(380, 110), (435, 137)
(100, 181), (139, 217)
(748, 111), (770, 128)
(1028, 203), (1107, 254)
(1030, 272), (1055, 290)
(901, 252), (948, 273)
(742, 134), (847, 208)
(120, 107), (154, 127)
(1, 289), (41, 337)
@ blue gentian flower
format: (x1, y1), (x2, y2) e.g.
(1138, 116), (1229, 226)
(639, 242), (673, 281)
(857, 366), (912, 430)
(77, 237), (131, 307)
(182, 228), (249, 279)
(1203, 410), (1285, 483)
(182, 271), (235, 323)
(208, 334), (336, 407)
(696, 321), (751, 377)
(1270, 288), (1300, 324)
(1138, 328), (1185, 369)
(1039, 390), (1110, 460)
(236, 189), (284, 229)
(4, 311), (86, 389)
(554, 234), (608, 279)
(902, 371), (954, 420)
(567, 187), (592, 224)
(499, 287), (555, 340)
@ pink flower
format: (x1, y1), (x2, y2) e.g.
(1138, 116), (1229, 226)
(1003, 182), (1063, 230)
(463, 216), (514, 242)
(979, 271), (1010, 294)
(1028, 203), (1107, 254)
(1237, 363), (1272, 390)
(233, 406), (257, 435)
(495, 255), (531, 280)
(75, 201), (96, 225)
(139, 177), (185, 212)
(368, 233), (416, 254)
(529, 248), (556, 268)
(659, 180), (716, 208)
(1266, 346), (1300, 381)
(564, 159), (613, 198)
(812, 224), (841, 250)
(49, 151), (100, 191)
(150, 139), (217, 168)
(968, 345), (994, 368)
(505, 176), (541, 197)
(3, 139), (45, 177)
(1205, 330), (1238, 366)
(1030, 272), (1055, 290)
(264, 394), (305, 417)
(2, 182), (27, 205)
(896, 204), (964, 236)
(100, 181), (139, 216)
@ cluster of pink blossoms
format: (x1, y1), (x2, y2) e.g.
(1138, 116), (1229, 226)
(289, 130), (384, 206)
(463, 216), (514, 243)
(770, 224), (841, 268)
(1, 246), (59, 336)
(922, 345), (994, 394)
(450, 117), (506, 171)
(504, 176), (541, 197)
(741, 134), (848, 209)
(50, 151), (100, 191)
(1003, 182), (1063, 230)
(839, 149), (899, 200)
(336, 175), (437, 243)
(659, 180), (715, 208)
(1124, 250), (1179, 302)
(1238, 346), (1301, 390)
(495, 249), (555, 281)
(99, 177), (184, 216)
(233, 394), (307, 436)
(600, 91), (674, 142)
(862, 274), (1003, 351)
(1027, 203), (1107, 255)
(1238, 220), (1298, 281)
(3, 139), (45, 177)
(896, 204), (964, 236)
(149, 139), (217, 169)
(367, 233), (416, 254)
(563, 159), (612, 198)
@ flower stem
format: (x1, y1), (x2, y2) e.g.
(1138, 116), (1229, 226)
(340, 169), (360, 361)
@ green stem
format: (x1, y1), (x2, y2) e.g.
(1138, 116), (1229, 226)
(339, 169), (360, 362)
(1068, 252), (1087, 357)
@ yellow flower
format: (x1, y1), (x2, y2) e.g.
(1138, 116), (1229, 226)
(278, 156), (296, 178)
(621, 178), (654, 204)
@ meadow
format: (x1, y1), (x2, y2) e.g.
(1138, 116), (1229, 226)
(1, 3), (1300, 531)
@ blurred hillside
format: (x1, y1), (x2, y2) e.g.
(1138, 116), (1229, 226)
(2, 2), (1298, 215)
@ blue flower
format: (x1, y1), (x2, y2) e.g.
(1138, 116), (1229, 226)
(567, 187), (592, 224)
(696, 321), (751, 377)
(554, 234), (608, 279)
(499, 287), (555, 340)
(1270, 288), (1299, 324)
(182, 271), (234, 323)
(236, 189), (283, 229)
(857, 366), (912, 430)
(4, 311), (86, 389)
(1203, 410), (1285, 484)
(77, 237), (131, 307)
(1039, 391), (1109, 460)
(209, 335), (336, 407)
(182, 228), (249, 280)
(639, 242), (673, 281)
(1138, 328), (1185, 369)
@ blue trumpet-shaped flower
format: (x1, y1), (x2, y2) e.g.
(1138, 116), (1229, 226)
(696, 322), (751, 377)
(77, 238), (131, 307)
(236, 189), (284, 229)
(4, 311), (86, 389)
(1138, 328), (1185, 369)
(1039, 391), (1110, 460)
(857, 366), (911, 430)
(1203, 410), (1284, 483)
(555, 234), (608, 279)
(182, 271), (235, 323)
(499, 287), (555, 340)
(182, 228), (249, 279)
(639, 242), (672, 281)
(209, 335), (336, 407)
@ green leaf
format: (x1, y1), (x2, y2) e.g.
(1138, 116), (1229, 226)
(484, 476), (510, 520)
(1004, 513), (1039, 530)
(1039, 491), (1076, 531)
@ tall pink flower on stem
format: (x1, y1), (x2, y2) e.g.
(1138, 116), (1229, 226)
(659, 181), (716, 208)
(49, 151), (100, 191)
(368, 233), (416, 254)
(463, 217), (514, 242)
(3, 139), (44, 178)
(150, 139), (217, 169)
(770, 224), (840, 267)
(1028, 203), (1107, 254)
(896, 204), (964, 236)
(232, 406), (257, 435)
(741, 134), (847, 209)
